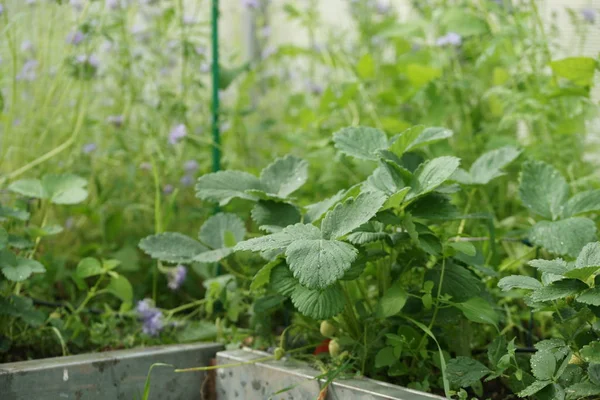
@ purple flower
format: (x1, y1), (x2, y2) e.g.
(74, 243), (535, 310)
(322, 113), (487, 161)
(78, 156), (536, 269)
(195, 46), (207, 56)
(261, 25), (271, 38)
(305, 80), (324, 96)
(76, 54), (100, 68)
(136, 299), (164, 336)
(167, 265), (187, 290)
(261, 45), (276, 59)
(436, 32), (462, 47)
(65, 217), (75, 230)
(375, 1), (391, 15)
(21, 40), (34, 53)
(0, 4), (4, 15)
(581, 8), (596, 24)
(107, 114), (124, 127)
(163, 184), (174, 195)
(139, 162), (152, 170)
(67, 31), (85, 45)
(180, 174), (194, 187)
(183, 15), (196, 25)
(105, 0), (120, 10)
(183, 159), (199, 172)
(17, 60), (38, 81)
(168, 124), (187, 145)
(242, 0), (259, 9)
(200, 62), (210, 73)
(82, 143), (97, 154)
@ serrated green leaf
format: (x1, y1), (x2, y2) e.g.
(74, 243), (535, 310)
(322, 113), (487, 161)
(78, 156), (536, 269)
(463, 146), (521, 185)
(304, 190), (346, 223)
(0, 206), (30, 221)
(139, 232), (207, 263)
(519, 161), (569, 220)
(455, 297), (499, 328)
(518, 380), (552, 397)
(235, 223), (320, 253)
(446, 357), (491, 388)
(528, 259), (569, 275)
(251, 258), (283, 292)
(76, 257), (104, 278)
(441, 8), (489, 36)
(407, 193), (460, 219)
(290, 283), (345, 319)
(332, 126), (389, 160)
(347, 231), (388, 245)
(498, 275), (542, 291)
(362, 162), (406, 196)
(377, 280), (408, 318)
(530, 279), (588, 302)
(195, 170), (263, 206)
(550, 57), (597, 86)
(0, 295), (46, 326)
(251, 201), (301, 232)
(529, 218), (597, 257)
(107, 274), (133, 303)
(259, 155), (308, 197)
(41, 174), (88, 205)
(531, 350), (556, 381)
(1, 257), (44, 282)
(565, 382), (600, 400)
(321, 192), (387, 240)
(389, 126), (453, 156)
(8, 179), (45, 199)
(0, 227), (7, 250)
(562, 190), (600, 218)
(448, 241), (476, 257)
(565, 242), (600, 281)
(406, 156), (460, 201)
(193, 248), (233, 263)
(581, 341), (600, 363)
(199, 213), (246, 249)
(406, 127), (453, 151)
(286, 239), (357, 289)
(575, 288), (600, 306)
(269, 263), (298, 296)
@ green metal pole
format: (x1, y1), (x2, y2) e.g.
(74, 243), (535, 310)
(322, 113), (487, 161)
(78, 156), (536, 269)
(211, 0), (222, 276)
(211, 0), (221, 175)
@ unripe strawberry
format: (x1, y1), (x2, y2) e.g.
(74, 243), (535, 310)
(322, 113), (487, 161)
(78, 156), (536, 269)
(274, 347), (285, 360)
(328, 339), (341, 357)
(320, 320), (336, 337)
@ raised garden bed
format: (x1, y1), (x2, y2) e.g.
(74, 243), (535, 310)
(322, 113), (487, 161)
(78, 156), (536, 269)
(215, 349), (446, 400)
(0, 343), (223, 400)
(0, 344), (447, 400)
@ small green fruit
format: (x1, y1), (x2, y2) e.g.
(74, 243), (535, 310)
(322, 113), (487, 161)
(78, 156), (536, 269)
(328, 339), (341, 357)
(274, 347), (285, 360)
(320, 320), (336, 337)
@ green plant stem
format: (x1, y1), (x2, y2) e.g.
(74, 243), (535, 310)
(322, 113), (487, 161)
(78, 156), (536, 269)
(457, 188), (476, 235)
(414, 257), (446, 358)
(165, 299), (207, 318)
(341, 284), (361, 339)
(150, 156), (163, 302)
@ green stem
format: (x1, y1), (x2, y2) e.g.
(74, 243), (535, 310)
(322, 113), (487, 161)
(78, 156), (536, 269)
(150, 155), (163, 302)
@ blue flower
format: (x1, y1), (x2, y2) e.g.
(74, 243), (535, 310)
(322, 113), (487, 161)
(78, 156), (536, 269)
(67, 31), (85, 46)
(242, 0), (259, 9)
(375, 1), (391, 15)
(82, 143), (97, 154)
(436, 32), (462, 47)
(105, 0), (120, 10)
(107, 115), (124, 127)
(168, 124), (187, 145)
(581, 8), (596, 24)
(163, 184), (174, 195)
(21, 40), (34, 53)
(167, 265), (187, 290)
(183, 159), (199, 172)
(305, 80), (324, 96)
(17, 60), (38, 81)
(136, 299), (164, 336)
(76, 54), (100, 68)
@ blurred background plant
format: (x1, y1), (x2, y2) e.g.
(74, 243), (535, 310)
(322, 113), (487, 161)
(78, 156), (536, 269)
(0, 2), (599, 397)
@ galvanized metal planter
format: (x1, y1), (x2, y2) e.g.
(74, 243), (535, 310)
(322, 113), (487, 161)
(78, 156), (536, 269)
(0, 342), (223, 400)
(216, 349), (448, 400)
